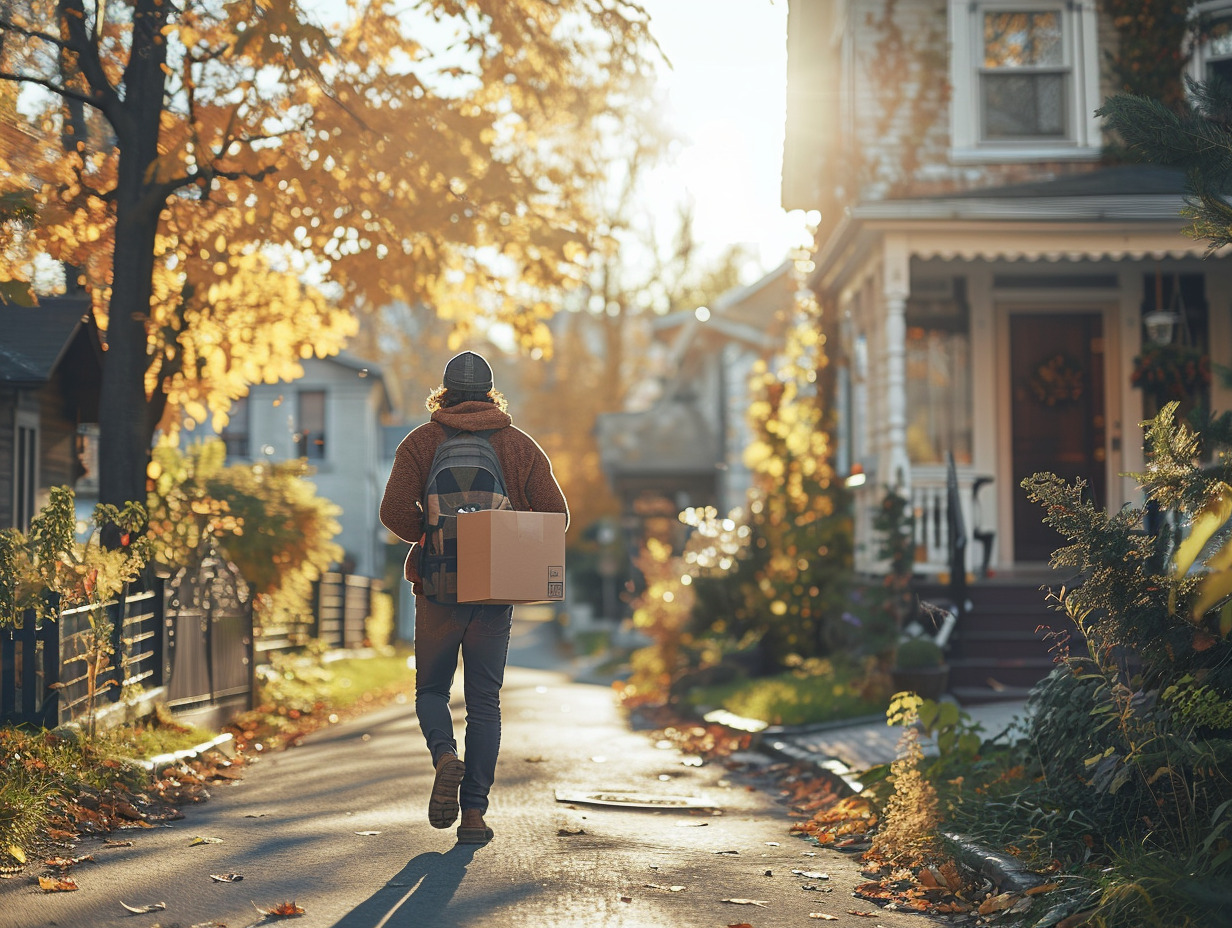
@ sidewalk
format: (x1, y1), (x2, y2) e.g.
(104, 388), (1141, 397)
(758, 698), (1033, 788)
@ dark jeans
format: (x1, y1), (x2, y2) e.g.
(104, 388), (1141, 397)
(413, 597), (513, 814)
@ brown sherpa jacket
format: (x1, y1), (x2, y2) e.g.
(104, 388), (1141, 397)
(379, 400), (569, 592)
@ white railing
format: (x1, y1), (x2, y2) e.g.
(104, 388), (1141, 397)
(852, 464), (995, 577)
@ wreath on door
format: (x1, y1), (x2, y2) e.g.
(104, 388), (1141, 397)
(1029, 352), (1085, 407)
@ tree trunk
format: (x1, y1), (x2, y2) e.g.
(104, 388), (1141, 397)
(97, 207), (159, 511)
(96, 0), (169, 514)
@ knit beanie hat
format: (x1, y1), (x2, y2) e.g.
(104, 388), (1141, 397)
(443, 351), (494, 393)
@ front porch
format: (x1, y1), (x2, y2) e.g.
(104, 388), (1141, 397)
(816, 166), (1232, 578)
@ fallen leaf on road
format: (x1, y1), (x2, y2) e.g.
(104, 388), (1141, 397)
(354, 831), (381, 836)
(721, 898), (769, 907)
(190, 836), (223, 846)
(764, 842), (780, 847)
(1025, 882), (1062, 895)
(809, 915), (839, 921)
(44, 854), (94, 869)
(847, 911), (877, 918)
(675, 821), (708, 827)
(523, 756), (546, 763)
(727, 923), (754, 928)
(715, 849), (740, 855)
(120, 901), (166, 914)
(978, 892), (1018, 915)
(210, 873), (244, 882)
(37, 876), (77, 892)
(191, 921), (227, 927)
(792, 870), (829, 880)
(255, 900), (305, 917)
(102, 840), (133, 849)
(619, 896), (632, 903)
(557, 827), (586, 836)
(244, 813), (268, 818)
(644, 883), (685, 892)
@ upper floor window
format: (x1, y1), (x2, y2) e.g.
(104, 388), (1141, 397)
(295, 390), (326, 460)
(1189, 2), (1232, 85)
(221, 396), (250, 460)
(949, 0), (1101, 162)
(981, 11), (1066, 139)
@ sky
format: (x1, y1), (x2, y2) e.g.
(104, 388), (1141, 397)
(638, 0), (812, 279)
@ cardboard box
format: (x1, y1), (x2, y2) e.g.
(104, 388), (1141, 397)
(456, 510), (566, 604)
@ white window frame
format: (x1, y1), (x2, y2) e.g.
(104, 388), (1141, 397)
(1188, 1), (1232, 87)
(949, 0), (1101, 163)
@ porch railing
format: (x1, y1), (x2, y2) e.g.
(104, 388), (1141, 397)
(853, 463), (995, 576)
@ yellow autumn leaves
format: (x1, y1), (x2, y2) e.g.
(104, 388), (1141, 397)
(1171, 480), (1232, 636)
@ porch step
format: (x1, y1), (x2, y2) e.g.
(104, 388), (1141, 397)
(913, 577), (1072, 697)
(950, 685), (1037, 707)
(947, 655), (1059, 692)
(950, 628), (1068, 661)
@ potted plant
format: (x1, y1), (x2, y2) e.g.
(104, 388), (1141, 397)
(890, 636), (949, 701)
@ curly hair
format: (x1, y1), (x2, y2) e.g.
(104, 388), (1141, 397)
(425, 385), (509, 414)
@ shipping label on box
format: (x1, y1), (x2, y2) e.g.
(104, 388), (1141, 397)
(456, 510), (566, 604)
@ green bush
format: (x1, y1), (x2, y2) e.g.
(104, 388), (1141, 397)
(894, 636), (944, 670)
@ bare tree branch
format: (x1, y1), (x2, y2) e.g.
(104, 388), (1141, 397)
(0, 68), (100, 107)
(0, 16), (71, 50)
(56, 0), (123, 120)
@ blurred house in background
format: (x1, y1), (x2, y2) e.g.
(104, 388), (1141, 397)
(596, 262), (794, 538)
(782, 0), (1232, 700)
(0, 299), (101, 530)
(209, 352), (394, 580)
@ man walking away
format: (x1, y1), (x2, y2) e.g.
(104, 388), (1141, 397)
(380, 351), (569, 844)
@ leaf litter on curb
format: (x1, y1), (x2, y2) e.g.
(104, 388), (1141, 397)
(44, 854), (94, 869)
(255, 900), (306, 918)
(120, 901), (166, 914)
(37, 876), (77, 892)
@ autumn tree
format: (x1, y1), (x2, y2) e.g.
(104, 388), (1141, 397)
(0, 0), (655, 512)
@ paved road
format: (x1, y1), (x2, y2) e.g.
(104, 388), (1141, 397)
(2, 622), (941, 928)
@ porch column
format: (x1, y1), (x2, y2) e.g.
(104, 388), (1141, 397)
(880, 239), (911, 490)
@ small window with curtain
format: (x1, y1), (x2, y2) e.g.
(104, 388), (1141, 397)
(221, 396), (250, 460)
(295, 390), (326, 460)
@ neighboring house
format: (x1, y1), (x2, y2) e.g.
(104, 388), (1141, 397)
(596, 263), (795, 528)
(0, 299), (101, 529)
(211, 352), (393, 579)
(782, 2), (1232, 699)
(784, 0), (1232, 575)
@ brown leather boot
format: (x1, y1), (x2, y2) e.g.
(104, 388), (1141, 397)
(428, 753), (465, 829)
(456, 808), (493, 844)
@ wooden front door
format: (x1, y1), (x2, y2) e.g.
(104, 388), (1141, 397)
(1009, 312), (1106, 562)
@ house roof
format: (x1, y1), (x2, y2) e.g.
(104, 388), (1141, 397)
(938, 165), (1186, 200)
(852, 165), (1191, 223)
(0, 298), (98, 384)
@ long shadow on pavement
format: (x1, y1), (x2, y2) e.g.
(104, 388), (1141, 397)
(331, 845), (480, 928)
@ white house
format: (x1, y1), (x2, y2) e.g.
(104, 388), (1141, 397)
(214, 352), (394, 579)
(784, 0), (1232, 575)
